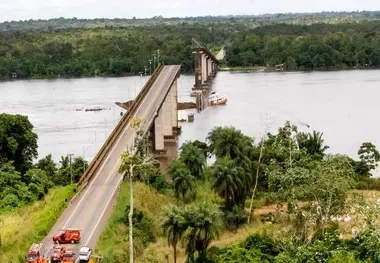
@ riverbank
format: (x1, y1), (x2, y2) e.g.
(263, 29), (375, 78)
(218, 65), (380, 73)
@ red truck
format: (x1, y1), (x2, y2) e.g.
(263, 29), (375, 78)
(52, 229), (81, 244)
(26, 243), (45, 263)
(50, 245), (66, 263)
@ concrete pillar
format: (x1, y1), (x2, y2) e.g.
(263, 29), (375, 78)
(154, 107), (164, 150)
(162, 90), (173, 136)
(201, 54), (207, 85)
(170, 79), (178, 128)
(193, 49), (202, 89)
(208, 59), (212, 77)
(206, 57), (209, 79)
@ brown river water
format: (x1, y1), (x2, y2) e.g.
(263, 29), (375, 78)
(1, 70), (379, 175)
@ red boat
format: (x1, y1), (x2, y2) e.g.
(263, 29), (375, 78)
(209, 92), (228, 106)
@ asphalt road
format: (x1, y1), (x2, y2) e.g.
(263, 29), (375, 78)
(40, 65), (181, 261)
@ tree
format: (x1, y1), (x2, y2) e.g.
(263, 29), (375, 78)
(162, 205), (186, 263)
(356, 142), (380, 176)
(0, 113), (38, 174)
(55, 156), (88, 185)
(118, 119), (157, 263)
(296, 130), (329, 158)
(169, 159), (196, 202)
(183, 202), (223, 262)
(207, 126), (253, 160)
(211, 157), (245, 210)
(24, 169), (53, 198)
(180, 143), (206, 179)
(35, 154), (57, 183)
(182, 140), (209, 159)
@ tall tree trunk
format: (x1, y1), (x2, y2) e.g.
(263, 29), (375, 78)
(248, 139), (264, 224)
(174, 244), (177, 263)
(129, 166), (134, 263)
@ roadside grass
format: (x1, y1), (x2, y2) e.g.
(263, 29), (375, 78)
(96, 182), (380, 263)
(96, 181), (174, 263)
(0, 185), (75, 262)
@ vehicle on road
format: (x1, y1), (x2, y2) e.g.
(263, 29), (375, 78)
(62, 251), (76, 263)
(78, 246), (93, 262)
(52, 229), (81, 244)
(26, 243), (44, 263)
(50, 246), (66, 262)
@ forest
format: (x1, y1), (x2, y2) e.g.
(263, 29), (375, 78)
(0, 113), (87, 210)
(96, 120), (380, 263)
(1, 15), (380, 79)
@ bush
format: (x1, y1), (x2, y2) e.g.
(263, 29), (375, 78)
(354, 177), (380, 191)
(146, 171), (171, 193)
(124, 205), (156, 246)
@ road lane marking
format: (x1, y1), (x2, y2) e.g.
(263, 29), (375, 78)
(47, 66), (177, 258)
(61, 67), (171, 228)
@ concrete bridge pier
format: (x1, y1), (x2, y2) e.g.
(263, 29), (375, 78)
(151, 79), (180, 169)
(192, 47), (219, 112)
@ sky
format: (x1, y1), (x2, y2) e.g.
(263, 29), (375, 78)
(0, 0), (379, 22)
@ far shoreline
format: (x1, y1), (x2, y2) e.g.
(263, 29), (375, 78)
(1, 66), (380, 82)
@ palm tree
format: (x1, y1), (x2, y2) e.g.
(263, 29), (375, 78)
(183, 202), (223, 261)
(296, 130), (329, 157)
(211, 157), (245, 210)
(169, 159), (196, 202)
(162, 205), (186, 263)
(207, 126), (253, 160)
(180, 143), (206, 179)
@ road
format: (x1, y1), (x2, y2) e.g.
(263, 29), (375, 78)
(41, 65), (181, 261)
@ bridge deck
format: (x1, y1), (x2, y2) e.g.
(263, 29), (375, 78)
(41, 65), (181, 260)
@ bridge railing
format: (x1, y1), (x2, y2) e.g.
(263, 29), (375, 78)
(78, 64), (164, 189)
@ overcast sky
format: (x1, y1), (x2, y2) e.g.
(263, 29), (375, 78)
(0, 0), (379, 22)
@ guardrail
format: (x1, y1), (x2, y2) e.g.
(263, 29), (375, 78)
(77, 64), (164, 188)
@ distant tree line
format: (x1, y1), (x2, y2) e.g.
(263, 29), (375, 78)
(1, 20), (380, 79)
(225, 22), (380, 70)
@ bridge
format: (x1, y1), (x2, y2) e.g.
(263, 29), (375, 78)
(41, 64), (181, 260)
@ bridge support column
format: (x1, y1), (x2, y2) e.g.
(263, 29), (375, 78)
(153, 79), (179, 170)
(193, 49), (202, 90)
(208, 59), (212, 78)
(201, 54), (208, 88)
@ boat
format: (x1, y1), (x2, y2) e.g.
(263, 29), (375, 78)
(209, 91), (228, 106)
(85, 107), (103, 112)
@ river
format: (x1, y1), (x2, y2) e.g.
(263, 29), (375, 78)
(0, 70), (379, 174)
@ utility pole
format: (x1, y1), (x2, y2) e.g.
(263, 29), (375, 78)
(68, 153), (74, 185)
(149, 60), (152, 75)
(113, 106), (116, 126)
(157, 49), (160, 65)
(104, 117), (107, 139)
(82, 145), (91, 173)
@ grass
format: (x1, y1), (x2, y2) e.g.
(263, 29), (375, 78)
(0, 185), (75, 262)
(96, 180), (380, 263)
(96, 181), (174, 263)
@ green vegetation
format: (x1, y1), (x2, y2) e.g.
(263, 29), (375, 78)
(96, 120), (380, 263)
(225, 22), (380, 70)
(2, 13), (380, 79)
(0, 185), (75, 262)
(96, 181), (173, 262)
(0, 113), (89, 258)
(0, 113), (87, 209)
